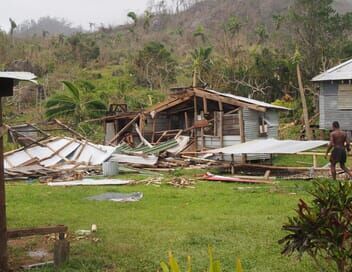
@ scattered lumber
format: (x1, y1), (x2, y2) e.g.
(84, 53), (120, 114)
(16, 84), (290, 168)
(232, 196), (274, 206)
(167, 177), (196, 188)
(202, 172), (274, 184)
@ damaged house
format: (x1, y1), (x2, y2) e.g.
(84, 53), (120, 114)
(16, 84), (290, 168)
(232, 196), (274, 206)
(103, 87), (289, 161)
(312, 58), (352, 131)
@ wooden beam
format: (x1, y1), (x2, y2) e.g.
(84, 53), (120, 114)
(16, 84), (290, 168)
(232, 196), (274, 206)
(53, 119), (86, 140)
(148, 95), (193, 114)
(108, 114), (140, 145)
(193, 88), (266, 112)
(155, 131), (167, 144)
(8, 225), (68, 239)
(239, 109), (246, 163)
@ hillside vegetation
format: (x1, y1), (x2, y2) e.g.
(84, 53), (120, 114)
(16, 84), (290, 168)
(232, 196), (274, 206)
(1, 0), (352, 139)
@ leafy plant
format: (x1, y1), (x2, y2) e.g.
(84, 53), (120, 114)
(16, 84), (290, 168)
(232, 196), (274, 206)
(45, 80), (107, 124)
(160, 246), (243, 272)
(279, 181), (352, 272)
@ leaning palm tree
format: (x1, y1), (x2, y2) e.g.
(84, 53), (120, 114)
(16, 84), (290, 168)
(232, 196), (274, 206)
(45, 81), (107, 125)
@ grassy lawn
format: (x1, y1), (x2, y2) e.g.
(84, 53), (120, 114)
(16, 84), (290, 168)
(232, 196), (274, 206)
(4, 170), (326, 272)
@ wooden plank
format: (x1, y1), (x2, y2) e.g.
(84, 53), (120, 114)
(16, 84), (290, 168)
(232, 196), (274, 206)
(8, 225), (68, 239)
(108, 114), (140, 145)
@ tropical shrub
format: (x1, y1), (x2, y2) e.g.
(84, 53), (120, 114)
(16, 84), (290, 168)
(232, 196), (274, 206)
(279, 181), (352, 272)
(45, 80), (107, 125)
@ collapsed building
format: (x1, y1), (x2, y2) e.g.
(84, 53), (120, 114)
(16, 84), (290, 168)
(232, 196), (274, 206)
(103, 87), (290, 161)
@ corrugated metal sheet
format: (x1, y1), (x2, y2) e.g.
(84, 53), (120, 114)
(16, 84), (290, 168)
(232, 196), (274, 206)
(205, 89), (290, 110)
(319, 83), (352, 130)
(204, 139), (328, 155)
(312, 59), (352, 82)
(243, 109), (279, 160)
(337, 84), (352, 110)
(0, 71), (37, 83)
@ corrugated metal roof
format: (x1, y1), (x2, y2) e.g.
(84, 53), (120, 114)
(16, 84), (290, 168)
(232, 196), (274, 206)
(312, 59), (352, 82)
(0, 72), (37, 83)
(204, 138), (328, 155)
(205, 89), (290, 110)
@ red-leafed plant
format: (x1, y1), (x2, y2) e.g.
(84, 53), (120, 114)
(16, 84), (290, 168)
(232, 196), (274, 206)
(279, 181), (352, 272)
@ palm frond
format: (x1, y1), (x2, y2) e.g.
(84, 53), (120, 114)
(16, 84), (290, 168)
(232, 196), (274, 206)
(62, 81), (80, 101)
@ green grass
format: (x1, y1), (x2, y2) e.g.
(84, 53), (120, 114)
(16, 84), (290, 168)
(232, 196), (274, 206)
(6, 174), (323, 272)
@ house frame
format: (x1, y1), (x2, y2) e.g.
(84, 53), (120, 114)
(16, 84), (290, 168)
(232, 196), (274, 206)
(104, 87), (289, 161)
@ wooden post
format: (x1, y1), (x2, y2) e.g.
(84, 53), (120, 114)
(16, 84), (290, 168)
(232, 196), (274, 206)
(231, 154), (235, 175)
(239, 109), (246, 164)
(139, 114), (145, 135)
(54, 232), (70, 268)
(0, 98), (8, 272)
(203, 96), (208, 114)
(194, 96), (198, 151)
(200, 111), (205, 150)
(313, 154), (317, 169)
(219, 102), (224, 160)
(184, 112), (189, 129)
(152, 114), (157, 143)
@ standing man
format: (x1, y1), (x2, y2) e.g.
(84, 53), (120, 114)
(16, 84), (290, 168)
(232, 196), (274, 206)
(325, 121), (352, 180)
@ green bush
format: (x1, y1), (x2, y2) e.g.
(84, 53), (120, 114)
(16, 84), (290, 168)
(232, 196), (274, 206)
(279, 181), (352, 272)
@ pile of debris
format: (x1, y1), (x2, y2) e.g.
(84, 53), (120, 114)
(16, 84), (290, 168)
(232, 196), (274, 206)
(4, 137), (115, 180)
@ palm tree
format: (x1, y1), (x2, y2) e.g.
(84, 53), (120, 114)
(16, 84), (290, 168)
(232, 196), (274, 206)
(127, 11), (138, 26)
(193, 25), (206, 43)
(45, 81), (107, 125)
(9, 18), (17, 43)
(191, 47), (213, 87)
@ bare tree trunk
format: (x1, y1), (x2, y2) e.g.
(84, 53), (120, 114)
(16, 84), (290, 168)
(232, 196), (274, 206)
(296, 63), (312, 140)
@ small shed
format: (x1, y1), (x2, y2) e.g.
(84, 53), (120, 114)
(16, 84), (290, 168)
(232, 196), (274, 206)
(104, 87), (289, 161)
(312, 59), (352, 130)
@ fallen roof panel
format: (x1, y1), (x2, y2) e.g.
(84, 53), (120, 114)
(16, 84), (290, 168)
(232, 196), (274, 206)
(204, 138), (328, 155)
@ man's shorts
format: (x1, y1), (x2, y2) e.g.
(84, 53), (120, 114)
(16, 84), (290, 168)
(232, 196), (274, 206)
(330, 147), (347, 164)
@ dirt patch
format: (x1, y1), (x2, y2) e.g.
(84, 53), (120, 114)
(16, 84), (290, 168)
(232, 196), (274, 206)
(8, 236), (53, 270)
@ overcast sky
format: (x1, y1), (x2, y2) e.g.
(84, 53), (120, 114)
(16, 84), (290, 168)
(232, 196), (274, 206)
(0, 0), (154, 31)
